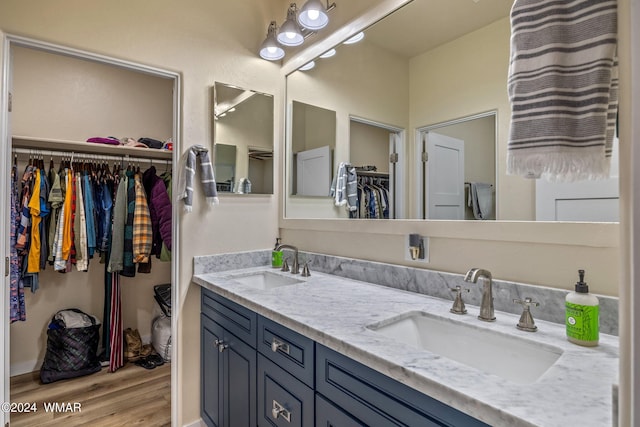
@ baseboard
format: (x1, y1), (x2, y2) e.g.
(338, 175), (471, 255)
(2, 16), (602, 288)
(182, 419), (206, 427)
(11, 359), (41, 377)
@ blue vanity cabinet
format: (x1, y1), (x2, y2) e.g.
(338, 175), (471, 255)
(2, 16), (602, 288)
(315, 394), (365, 427)
(201, 289), (257, 427)
(316, 344), (491, 427)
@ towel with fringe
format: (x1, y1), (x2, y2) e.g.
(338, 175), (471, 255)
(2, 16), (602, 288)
(467, 182), (493, 220)
(506, 0), (618, 181)
(176, 145), (219, 212)
(329, 162), (358, 211)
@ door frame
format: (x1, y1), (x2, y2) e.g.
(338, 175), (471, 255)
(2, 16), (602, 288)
(414, 110), (498, 220)
(0, 34), (181, 425)
(349, 115), (406, 219)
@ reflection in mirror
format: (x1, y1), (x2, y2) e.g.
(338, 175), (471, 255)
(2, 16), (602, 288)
(284, 0), (619, 221)
(213, 82), (274, 194)
(417, 113), (496, 221)
(291, 101), (336, 196)
(214, 143), (236, 192)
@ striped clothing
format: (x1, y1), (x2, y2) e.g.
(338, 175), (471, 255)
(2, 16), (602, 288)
(507, 0), (618, 181)
(176, 145), (219, 212)
(133, 173), (152, 264)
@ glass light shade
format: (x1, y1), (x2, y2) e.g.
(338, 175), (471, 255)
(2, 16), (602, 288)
(277, 8), (304, 46)
(259, 30), (285, 60)
(298, 0), (329, 30)
(319, 48), (336, 59)
(343, 32), (364, 45)
(299, 61), (315, 71)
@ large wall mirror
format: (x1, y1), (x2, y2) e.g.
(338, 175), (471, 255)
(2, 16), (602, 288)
(284, 0), (619, 222)
(213, 82), (274, 194)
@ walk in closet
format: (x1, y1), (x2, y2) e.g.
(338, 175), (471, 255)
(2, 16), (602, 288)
(3, 36), (179, 420)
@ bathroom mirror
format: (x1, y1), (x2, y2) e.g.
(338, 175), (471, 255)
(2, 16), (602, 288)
(290, 101), (337, 196)
(213, 82), (274, 194)
(283, 0), (620, 221)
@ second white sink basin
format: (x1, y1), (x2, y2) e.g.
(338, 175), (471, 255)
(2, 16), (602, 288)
(367, 311), (562, 384)
(229, 271), (304, 290)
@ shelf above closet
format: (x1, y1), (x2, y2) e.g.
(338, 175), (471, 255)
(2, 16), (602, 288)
(12, 135), (173, 160)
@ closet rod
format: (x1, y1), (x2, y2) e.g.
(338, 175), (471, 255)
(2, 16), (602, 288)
(11, 147), (167, 165)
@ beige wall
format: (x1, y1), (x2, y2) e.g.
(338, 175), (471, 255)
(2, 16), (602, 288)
(0, 1), (282, 425)
(350, 121), (390, 174)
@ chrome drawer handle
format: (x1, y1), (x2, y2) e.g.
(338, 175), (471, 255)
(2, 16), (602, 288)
(214, 339), (228, 353)
(272, 400), (291, 422)
(270, 338), (290, 355)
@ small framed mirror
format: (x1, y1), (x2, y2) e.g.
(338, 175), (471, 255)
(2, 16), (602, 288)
(213, 82), (274, 194)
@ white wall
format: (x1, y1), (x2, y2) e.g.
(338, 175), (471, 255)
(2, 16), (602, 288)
(0, 1), (282, 425)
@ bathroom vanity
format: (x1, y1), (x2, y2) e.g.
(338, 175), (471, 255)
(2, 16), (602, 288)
(192, 253), (619, 427)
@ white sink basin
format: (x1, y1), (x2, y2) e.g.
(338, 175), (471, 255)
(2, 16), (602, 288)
(367, 311), (563, 384)
(229, 271), (304, 290)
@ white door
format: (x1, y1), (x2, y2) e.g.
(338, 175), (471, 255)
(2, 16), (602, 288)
(296, 145), (331, 196)
(536, 137), (619, 221)
(425, 132), (465, 219)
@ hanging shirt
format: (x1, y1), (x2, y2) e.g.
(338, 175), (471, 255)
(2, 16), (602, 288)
(10, 163), (26, 322)
(132, 172), (152, 264)
(75, 173), (89, 272)
(121, 170), (136, 277)
(108, 175), (127, 273)
(61, 169), (73, 263)
(47, 169), (64, 263)
(26, 168), (42, 273)
(83, 172), (97, 258)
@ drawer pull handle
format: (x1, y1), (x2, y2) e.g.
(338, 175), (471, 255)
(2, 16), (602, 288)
(214, 339), (228, 353)
(271, 338), (290, 355)
(272, 400), (291, 422)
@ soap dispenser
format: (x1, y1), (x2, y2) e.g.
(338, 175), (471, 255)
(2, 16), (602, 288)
(565, 269), (599, 346)
(272, 238), (283, 268)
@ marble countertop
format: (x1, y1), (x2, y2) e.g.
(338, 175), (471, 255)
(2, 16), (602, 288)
(192, 266), (618, 427)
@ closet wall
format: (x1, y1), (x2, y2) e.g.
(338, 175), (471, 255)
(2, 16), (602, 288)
(9, 46), (174, 374)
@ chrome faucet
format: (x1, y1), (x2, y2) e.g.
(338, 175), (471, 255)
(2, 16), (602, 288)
(464, 268), (496, 322)
(275, 244), (300, 274)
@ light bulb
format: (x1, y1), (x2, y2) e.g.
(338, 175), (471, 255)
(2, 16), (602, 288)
(307, 10), (320, 20)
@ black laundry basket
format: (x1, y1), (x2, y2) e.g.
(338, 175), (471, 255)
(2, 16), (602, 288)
(40, 309), (101, 384)
(153, 283), (171, 317)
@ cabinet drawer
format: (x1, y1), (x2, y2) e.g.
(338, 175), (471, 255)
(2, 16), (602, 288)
(202, 288), (257, 348)
(258, 354), (314, 427)
(258, 316), (315, 387)
(316, 345), (490, 427)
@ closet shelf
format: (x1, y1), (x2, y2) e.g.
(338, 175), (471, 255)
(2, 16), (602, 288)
(12, 135), (173, 161)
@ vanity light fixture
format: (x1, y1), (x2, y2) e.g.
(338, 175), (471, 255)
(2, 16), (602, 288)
(298, 0), (334, 30)
(343, 31), (364, 45)
(319, 48), (336, 58)
(259, 21), (285, 60)
(277, 4), (304, 47)
(299, 61), (316, 71)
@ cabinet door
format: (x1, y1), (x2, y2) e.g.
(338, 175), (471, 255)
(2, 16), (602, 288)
(223, 331), (257, 427)
(316, 394), (364, 427)
(202, 314), (224, 427)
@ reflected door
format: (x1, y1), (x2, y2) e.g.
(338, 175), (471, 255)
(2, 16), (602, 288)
(425, 132), (465, 219)
(296, 145), (331, 196)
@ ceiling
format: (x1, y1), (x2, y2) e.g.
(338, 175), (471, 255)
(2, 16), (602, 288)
(358, 0), (513, 58)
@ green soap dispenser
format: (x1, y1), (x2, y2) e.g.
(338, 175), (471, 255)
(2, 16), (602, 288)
(272, 238), (283, 268)
(565, 269), (599, 346)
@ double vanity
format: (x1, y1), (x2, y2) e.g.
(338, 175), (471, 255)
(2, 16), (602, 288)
(192, 251), (619, 427)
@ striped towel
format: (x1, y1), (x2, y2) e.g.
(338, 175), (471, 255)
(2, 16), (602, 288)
(329, 162), (358, 211)
(507, 0), (618, 181)
(177, 145), (219, 212)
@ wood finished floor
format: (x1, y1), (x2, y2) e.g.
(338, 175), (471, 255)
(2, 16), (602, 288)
(9, 362), (171, 427)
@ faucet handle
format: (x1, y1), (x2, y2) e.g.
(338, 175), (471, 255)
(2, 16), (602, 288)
(281, 258), (290, 272)
(449, 286), (470, 315)
(513, 297), (539, 332)
(301, 262), (311, 277)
